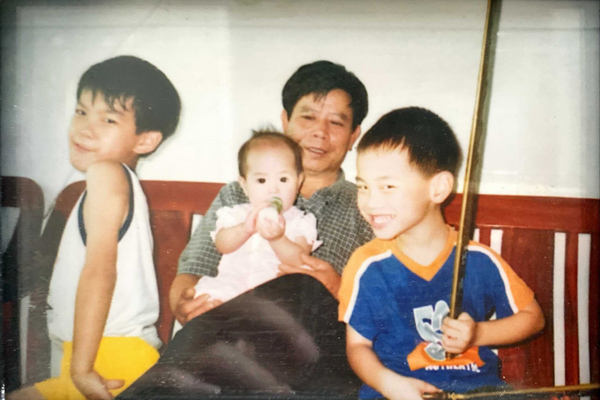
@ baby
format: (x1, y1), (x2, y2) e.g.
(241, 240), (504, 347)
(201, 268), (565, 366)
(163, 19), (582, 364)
(193, 130), (321, 304)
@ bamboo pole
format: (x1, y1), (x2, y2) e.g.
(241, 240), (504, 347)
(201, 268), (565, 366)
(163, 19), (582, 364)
(447, 0), (501, 358)
(426, 1), (600, 399)
(422, 383), (600, 399)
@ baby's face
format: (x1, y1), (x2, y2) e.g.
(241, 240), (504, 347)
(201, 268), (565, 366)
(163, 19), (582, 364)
(240, 145), (302, 212)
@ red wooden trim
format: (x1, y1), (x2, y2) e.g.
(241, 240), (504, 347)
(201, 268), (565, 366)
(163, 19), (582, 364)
(589, 233), (600, 384)
(53, 181), (86, 217)
(181, 210), (193, 238)
(57, 182), (599, 234)
(141, 181), (224, 214)
(151, 209), (194, 343)
(564, 233), (580, 385)
(478, 226), (491, 246)
(498, 228), (555, 388)
(1, 176), (44, 210)
(51, 180), (226, 217)
(444, 194), (600, 233)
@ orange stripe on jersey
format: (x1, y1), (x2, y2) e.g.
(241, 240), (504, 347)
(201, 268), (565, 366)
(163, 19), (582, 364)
(338, 239), (391, 322)
(407, 343), (485, 371)
(390, 227), (457, 281)
(467, 242), (534, 312)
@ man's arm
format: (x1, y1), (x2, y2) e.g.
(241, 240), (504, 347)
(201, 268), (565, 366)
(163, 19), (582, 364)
(70, 162), (128, 400)
(346, 326), (440, 400)
(441, 299), (545, 354)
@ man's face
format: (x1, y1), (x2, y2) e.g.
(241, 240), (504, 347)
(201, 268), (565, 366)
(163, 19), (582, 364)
(282, 89), (360, 177)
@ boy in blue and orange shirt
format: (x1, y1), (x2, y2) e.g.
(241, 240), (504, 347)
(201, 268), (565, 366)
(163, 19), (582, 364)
(339, 107), (545, 400)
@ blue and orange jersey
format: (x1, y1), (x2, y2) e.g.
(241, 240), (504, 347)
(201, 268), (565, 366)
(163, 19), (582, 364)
(338, 227), (535, 398)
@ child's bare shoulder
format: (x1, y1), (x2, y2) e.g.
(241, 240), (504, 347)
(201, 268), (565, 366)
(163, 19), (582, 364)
(84, 161), (131, 231)
(86, 161), (130, 196)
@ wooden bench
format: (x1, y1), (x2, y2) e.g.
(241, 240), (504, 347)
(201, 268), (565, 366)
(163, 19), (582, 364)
(1, 177), (45, 391)
(445, 194), (599, 390)
(23, 180), (600, 392)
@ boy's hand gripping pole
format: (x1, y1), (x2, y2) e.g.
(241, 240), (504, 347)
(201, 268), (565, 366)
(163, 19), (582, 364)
(447, 0), (500, 359)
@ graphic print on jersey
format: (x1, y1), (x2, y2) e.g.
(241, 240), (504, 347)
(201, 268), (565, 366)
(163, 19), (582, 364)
(413, 300), (449, 361)
(407, 299), (485, 372)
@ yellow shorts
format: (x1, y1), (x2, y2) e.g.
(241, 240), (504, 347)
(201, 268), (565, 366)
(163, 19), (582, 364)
(34, 336), (159, 400)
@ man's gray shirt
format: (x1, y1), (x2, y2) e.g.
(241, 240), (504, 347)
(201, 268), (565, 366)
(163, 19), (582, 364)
(178, 171), (374, 277)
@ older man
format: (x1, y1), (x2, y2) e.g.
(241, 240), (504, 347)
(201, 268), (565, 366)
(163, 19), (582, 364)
(119, 61), (374, 399)
(172, 60), (373, 323)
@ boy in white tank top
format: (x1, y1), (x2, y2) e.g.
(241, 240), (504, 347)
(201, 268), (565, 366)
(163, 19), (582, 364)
(9, 56), (181, 400)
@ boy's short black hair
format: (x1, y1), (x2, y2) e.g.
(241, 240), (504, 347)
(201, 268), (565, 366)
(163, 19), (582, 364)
(77, 55), (181, 140)
(282, 60), (368, 130)
(238, 129), (303, 178)
(358, 107), (461, 177)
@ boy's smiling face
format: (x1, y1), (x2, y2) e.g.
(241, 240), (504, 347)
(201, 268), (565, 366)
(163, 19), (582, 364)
(356, 147), (435, 240)
(69, 89), (149, 172)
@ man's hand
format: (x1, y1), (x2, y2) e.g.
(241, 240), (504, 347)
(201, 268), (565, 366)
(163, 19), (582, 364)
(441, 312), (477, 354)
(176, 291), (223, 325)
(71, 370), (124, 400)
(278, 253), (341, 299)
(170, 274), (222, 325)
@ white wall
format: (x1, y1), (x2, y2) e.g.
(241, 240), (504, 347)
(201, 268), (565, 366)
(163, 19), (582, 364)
(2, 0), (599, 213)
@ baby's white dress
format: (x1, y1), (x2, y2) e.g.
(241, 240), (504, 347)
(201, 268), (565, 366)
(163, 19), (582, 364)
(193, 203), (321, 303)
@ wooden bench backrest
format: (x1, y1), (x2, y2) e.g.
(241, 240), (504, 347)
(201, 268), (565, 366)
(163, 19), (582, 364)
(41, 181), (599, 390)
(141, 181), (224, 341)
(444, 194), (599, 389)
(2, 176), (45, 293)
(2, 177), (45, 390)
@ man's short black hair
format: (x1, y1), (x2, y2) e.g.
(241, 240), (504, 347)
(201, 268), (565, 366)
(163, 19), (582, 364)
(358, 107), (461, 177)
(238, 129), (303, 178)
(77, 55), (181, 140)
(282, 60), (368, 130)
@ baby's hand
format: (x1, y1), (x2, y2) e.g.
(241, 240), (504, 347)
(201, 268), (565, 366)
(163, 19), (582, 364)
(441, 312), (477, 354)
(243, 204), (265, 235)
(256, 211), (285, 241)
(245, 199), (280, 235)
(380, 371), (440, 400)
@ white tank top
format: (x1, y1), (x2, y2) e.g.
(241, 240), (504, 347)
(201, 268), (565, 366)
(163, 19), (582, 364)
(47, 164), (161, 348)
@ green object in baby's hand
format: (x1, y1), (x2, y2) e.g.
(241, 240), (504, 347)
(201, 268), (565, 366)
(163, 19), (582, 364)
(270, 197), (283, 213)
(258, 197), (283, 223)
